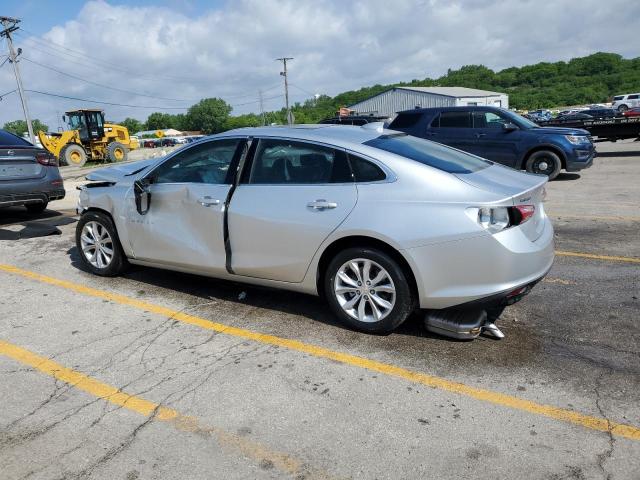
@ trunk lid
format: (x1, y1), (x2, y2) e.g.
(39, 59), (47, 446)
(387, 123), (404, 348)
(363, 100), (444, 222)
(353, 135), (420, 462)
(455, 164), (548, 241)
(0, 146), (46, 181)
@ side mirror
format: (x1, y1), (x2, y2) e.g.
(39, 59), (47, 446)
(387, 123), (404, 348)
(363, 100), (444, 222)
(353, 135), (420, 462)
(503, 122), (518, 132)
(62, 115), (67, 122)
(134, 179), (151, 215)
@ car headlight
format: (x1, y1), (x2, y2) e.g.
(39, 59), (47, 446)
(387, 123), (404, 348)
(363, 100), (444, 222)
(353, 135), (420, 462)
(565, 134), (590, 145)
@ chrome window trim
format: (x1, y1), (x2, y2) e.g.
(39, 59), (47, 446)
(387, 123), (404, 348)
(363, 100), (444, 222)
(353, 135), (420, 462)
(241, 136), (396, 187)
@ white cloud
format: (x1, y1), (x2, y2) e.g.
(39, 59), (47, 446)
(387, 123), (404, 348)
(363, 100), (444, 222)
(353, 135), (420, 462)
(1, 0), (638, 127)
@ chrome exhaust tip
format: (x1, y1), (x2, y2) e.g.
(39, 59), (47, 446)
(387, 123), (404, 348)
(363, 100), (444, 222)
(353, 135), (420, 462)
(482, 322), (505, 339)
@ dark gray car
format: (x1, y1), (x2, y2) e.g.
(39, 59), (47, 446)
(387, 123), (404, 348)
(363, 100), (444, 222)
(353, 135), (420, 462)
(0, 129), (65, 213)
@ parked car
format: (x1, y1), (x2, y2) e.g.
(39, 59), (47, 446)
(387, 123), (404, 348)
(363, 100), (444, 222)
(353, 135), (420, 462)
(622, 107), (640, 117)
(0, 129), (65, 213)
(76, 126), (553, 336)
(555, 113), (594, 121)
(526, 109), (552, 122)
(319, 115), (389, 126)
(142, 139), (158, 148)
(389, 106), (595, 180)
(578, 108), (617, 118)
(160, 137), (178, 147)
(612, 93), (640, 112)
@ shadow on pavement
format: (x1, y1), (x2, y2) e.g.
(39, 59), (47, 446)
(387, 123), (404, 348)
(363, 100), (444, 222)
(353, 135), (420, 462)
(66, 245), (449, 340)
(0, 207), (77, 240)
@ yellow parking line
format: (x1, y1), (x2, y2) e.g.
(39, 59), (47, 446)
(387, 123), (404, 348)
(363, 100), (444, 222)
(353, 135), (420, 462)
(1, 263), (640, 442)
(556, 250), (640, 264)
(0, 339), (333, 480)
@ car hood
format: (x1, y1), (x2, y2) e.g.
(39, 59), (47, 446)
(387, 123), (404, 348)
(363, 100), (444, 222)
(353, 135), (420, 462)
(454, 163), (547, 200)
(85, 158), (159, 182)
(530, 126), (590, 135)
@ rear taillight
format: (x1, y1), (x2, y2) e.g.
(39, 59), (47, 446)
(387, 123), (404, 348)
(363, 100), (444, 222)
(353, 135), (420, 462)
(36, 152), (57, 166)
(470, 204), (535, 234)
(512, 205), (536, 225)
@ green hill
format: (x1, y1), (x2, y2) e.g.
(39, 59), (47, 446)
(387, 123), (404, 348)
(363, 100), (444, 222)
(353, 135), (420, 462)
(260, 52), (640, 125)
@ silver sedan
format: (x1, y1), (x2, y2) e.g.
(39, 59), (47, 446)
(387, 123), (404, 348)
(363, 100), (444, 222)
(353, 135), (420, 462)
(76, 125), (553, 334)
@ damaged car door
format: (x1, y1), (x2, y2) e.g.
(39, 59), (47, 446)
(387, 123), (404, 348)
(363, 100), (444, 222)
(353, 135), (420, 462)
(124, 138), (245, 274)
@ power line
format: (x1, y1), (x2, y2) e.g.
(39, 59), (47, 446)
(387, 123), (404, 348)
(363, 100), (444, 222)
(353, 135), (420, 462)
(21, 56), (193, 102)
(0, 88), (17, 99)
(25, 89), (190, 110)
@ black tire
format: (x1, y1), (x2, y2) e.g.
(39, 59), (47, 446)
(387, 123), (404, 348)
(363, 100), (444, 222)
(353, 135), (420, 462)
(617, 104), (629, 112)
(525, 150), (562, 180)
(324, 247), (415, 334)
(75, 211), (128, 276)
(25, 202), (48, 214)
(61, 143), (87, 167)
(106, 142), (129, 163)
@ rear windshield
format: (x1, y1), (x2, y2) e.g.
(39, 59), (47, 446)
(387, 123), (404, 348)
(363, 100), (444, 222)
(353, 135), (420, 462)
(364, 134), (491, 174)
(0, 130), (32, 147)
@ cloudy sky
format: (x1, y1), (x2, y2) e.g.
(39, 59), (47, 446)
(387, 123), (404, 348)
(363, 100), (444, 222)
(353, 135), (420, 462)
(1, 0), (638, 128)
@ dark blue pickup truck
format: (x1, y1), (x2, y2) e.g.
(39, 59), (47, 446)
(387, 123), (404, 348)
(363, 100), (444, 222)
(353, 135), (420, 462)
(388, 106), (595, 179)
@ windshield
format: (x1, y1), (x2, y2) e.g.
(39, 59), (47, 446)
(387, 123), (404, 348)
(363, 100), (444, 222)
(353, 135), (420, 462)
(68, 113), (85, 129)
(364, 134), (491, 174)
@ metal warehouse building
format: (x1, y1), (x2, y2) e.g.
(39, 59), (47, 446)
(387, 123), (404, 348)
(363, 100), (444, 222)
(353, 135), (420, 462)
(348, 86), (509, 117)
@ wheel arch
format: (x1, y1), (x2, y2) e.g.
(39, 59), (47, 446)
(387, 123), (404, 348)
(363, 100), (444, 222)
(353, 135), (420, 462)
(523, 144), (567, 169)
(315, 235), (419, 300)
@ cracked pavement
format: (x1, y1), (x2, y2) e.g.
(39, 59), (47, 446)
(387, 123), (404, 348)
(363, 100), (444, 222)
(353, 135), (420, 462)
(0, 140), (639, 479)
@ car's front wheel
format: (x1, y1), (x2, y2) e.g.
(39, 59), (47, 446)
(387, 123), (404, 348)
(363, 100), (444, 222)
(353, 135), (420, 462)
(525, 150), (562, 180)
(76, 211), (128, 276)
(324, 247), (415, 334)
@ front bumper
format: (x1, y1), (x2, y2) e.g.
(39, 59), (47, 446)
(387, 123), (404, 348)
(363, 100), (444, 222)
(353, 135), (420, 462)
(403, 217), (555, 309)
(0, 189), (65, 207)
(565, 148), (595, 172)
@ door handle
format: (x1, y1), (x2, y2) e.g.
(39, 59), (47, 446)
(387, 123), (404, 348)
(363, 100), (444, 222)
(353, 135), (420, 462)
(476, 133), (486, 138)
(307, 199), (337, 210)
(197, 196), (221, 207)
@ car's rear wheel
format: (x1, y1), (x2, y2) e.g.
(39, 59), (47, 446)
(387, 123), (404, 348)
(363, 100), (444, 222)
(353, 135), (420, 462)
(525, 150), (562, 180)
(76, 211), (128, 276)
(617, 104), (628, 112)
(324, 247), (414, 334)
(25, 202), (48, 214)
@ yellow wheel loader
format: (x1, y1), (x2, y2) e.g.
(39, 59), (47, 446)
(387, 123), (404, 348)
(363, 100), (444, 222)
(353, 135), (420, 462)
(38, 109), (139, 167)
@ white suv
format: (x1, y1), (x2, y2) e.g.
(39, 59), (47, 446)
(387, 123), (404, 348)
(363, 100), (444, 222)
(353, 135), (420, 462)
(612, 93), (640, 112)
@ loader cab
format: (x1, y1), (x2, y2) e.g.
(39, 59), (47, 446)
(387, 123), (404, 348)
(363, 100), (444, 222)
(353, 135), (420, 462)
(64, 109), (105, 142)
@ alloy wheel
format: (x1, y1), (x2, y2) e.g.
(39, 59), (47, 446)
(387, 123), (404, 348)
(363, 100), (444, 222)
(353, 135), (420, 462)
(80, 221), (114, 269)
(334, 258), (396, 323)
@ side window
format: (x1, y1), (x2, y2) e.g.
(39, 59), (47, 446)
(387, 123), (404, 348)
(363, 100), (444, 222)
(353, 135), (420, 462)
(628, 94), (639, 100)
(435, 111), (471, 128)
(247, 139), (351, 184)
(152, 139), (241, 184)
(348, 154), (386, 182)
(472, 111), (507, 129)
(391, 113), (422, 129)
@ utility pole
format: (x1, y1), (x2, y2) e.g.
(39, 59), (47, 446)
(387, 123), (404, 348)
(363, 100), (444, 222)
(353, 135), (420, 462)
(0, 16), (35, 143)
(276, 57), (293, 125)
(258, 89), (266, 126)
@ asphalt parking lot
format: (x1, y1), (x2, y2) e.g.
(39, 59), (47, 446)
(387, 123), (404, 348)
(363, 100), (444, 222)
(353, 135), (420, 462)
(1, 140), (639, 479)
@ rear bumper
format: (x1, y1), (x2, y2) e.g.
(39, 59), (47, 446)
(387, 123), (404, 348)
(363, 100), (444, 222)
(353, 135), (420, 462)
(0, 189), (65, 207)
(403, 217), (555, 309)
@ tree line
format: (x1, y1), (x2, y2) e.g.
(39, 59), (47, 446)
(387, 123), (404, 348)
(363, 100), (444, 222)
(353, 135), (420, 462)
(3, 52), (638, 137)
